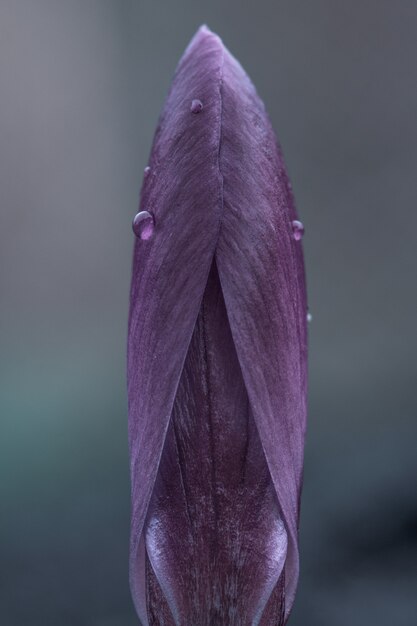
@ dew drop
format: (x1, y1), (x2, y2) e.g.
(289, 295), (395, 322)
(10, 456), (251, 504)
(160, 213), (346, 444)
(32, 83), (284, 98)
(132, 211), (155, 240)
(191, 99), (203, 114)
(307, 311), (313, 323)
(291, 220), (304, 241)
(144, 166), (151, 177)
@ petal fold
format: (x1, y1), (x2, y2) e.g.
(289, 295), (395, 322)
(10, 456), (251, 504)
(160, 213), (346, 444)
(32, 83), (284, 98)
(215, 38), (307, 619)
(127, 26), (224, 624)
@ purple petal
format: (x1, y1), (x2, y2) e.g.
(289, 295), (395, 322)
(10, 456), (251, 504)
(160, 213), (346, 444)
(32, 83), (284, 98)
(128, 25), (307, 626)
(127, 26), (223, 624)
(144, 261), (288, 625)
(215, 37), (308, 621)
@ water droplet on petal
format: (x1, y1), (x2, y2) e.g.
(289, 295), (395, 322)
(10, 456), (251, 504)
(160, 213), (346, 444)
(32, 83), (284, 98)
(190, 99), (203, 114)
(307, 311), (313, 323)
(144, 166), (151, 177)
(292, 220), (304, 241)
(132, 211), (155, 240)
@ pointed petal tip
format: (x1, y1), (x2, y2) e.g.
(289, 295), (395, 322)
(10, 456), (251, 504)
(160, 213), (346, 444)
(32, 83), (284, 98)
(186, 23), (225, 55)
(196, 23), (212, 34)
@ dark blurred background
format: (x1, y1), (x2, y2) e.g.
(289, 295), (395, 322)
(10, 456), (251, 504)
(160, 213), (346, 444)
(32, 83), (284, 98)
(1, 1), (416, 625)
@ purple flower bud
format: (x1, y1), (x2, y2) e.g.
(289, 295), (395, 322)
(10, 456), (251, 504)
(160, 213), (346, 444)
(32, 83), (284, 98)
(127, 25), (308, 626)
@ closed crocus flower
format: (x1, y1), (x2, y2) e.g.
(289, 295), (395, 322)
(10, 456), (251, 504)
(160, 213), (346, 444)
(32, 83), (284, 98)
(128, 25), (307, 626)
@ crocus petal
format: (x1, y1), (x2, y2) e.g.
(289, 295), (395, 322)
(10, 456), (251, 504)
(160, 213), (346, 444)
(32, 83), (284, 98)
(128, 25), (307, 626)
(215, 40), (308, 620)
(144, 261), (288, 625)
(127, 27), (223, 625)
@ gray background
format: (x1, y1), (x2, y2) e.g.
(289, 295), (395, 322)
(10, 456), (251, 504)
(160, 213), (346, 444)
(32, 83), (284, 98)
(1, 1), (416, 625)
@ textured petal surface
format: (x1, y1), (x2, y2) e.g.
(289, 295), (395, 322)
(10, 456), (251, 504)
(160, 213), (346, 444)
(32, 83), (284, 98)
(128, 25), (307, 626)
(127, 27), (223, 624)
(144, 262), (288, 625)
(215, 40), (308, 620)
